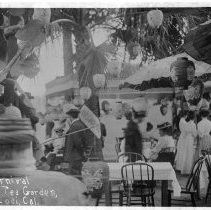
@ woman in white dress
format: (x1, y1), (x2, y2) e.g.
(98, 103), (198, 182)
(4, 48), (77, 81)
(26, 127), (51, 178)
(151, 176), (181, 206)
(175, 111), (197, 174)
(197, 109), (211, 154)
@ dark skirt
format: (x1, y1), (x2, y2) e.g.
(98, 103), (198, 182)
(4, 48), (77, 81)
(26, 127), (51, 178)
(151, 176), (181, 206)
(155, 152), (175, 166)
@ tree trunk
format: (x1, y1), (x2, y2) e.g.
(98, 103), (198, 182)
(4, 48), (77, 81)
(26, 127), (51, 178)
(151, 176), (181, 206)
(62, 23), (74, 76)
(74, 27), (101, 160)
(75, 31), (100, 117)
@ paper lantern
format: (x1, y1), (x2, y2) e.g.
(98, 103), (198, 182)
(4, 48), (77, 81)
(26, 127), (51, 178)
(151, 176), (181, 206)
(32, 8), (51, 24)
(82, 161), (109, 198)
(107, 60), (122, 76)
(147, 9), (164, 28)
(80, 87), (92, 100)
(170, 57), (195, 88)
(93, 74), (106, 88)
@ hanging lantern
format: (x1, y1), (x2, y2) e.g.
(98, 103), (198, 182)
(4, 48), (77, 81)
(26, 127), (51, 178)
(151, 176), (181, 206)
(107, 59), (122, 76)
(170, 57), (195, 88)
(147, 9), (164, 28)
(32, 8), (51, 24)
(127, 42), (141, 60)
(82, 161), (109, 198)
(79, 87), (92, 100)
(93, 74), (106, 88)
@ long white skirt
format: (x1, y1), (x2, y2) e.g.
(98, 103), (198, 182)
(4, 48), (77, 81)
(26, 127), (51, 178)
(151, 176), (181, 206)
(175, 134), (195, 174)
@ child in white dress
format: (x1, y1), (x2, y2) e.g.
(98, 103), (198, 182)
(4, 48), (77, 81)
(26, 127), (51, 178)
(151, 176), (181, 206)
(175, 111), (197, 174)
(197, 109), (211, 155)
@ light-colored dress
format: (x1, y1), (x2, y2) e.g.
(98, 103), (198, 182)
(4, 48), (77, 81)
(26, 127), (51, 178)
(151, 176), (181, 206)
(175, 119), (197, 174)
(197, 118), (211, 151)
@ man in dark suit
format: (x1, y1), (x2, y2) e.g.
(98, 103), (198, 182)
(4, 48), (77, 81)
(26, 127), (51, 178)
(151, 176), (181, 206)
(64, 105), (88, 176)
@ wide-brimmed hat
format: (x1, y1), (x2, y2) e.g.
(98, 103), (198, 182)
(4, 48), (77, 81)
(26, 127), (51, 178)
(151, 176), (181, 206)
(65, 104), (80, 115)
(157, 122), (172, 130)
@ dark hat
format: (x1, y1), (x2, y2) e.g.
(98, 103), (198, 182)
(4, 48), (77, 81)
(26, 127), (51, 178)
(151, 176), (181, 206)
(132, 108), (147, 118)
(157, 122), (172, 130)
(65, 104), (80, 115)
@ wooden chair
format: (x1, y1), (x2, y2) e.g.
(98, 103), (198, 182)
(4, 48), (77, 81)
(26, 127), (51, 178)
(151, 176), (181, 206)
(201, 149), (211, 203)
(168, 156), (206, 206)
(121, 162), (155, 206)
(117, 152), (146, 163)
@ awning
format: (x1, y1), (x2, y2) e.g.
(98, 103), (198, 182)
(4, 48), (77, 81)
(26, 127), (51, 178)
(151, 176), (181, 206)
(120, 53), (211, 91)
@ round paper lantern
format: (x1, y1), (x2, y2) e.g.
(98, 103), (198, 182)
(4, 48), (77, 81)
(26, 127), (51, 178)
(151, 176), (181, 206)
(80, 87), (92, 100)
(32, 8), (51, 24)
(93, 74), (106, 88)
(170, 57), (195, 88)
(107, 60), (122, 76)
(147, 9), (164, 28)
(82, 161), (109, 198)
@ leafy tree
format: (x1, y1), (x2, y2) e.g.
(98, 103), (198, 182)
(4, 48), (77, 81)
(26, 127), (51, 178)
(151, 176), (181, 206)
(109, 8), (211, 64)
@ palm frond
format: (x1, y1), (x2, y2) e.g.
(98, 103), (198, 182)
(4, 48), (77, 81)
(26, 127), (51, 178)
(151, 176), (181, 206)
(79, 47), (108, 87)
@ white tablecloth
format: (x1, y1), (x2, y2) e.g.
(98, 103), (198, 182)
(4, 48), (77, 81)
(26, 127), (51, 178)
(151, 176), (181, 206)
(108, 162), (181, 196)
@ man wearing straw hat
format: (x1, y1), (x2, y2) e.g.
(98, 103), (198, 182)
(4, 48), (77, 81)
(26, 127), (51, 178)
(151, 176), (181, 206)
(64, 104), (88, 177)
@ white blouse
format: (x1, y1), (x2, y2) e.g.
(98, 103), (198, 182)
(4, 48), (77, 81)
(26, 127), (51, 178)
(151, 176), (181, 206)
(197, 118), (211, 138)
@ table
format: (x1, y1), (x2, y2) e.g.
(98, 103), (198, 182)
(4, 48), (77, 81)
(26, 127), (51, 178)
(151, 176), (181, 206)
(105, 162), (181, 206)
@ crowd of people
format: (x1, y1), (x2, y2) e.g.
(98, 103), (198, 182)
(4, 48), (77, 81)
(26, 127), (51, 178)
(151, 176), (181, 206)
(99, 93), (211, 176)
(2, 90), (210, 179)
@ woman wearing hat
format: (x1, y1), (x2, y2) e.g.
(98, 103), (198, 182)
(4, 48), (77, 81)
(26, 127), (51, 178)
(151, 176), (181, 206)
(175, 111), (197, 174)
(149, 122), (175, 165)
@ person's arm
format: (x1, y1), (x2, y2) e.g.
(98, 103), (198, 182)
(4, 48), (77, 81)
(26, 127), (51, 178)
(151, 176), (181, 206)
(197, 122), (204, 138)
(192, 123), (197, 138)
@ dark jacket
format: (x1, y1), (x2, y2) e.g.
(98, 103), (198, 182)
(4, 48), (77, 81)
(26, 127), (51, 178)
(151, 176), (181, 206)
(124, 120), (143, 155)
(64, 119), (87, 162)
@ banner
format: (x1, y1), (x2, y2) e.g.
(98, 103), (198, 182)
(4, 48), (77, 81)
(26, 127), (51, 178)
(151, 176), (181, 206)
(80, 104), (101, 139)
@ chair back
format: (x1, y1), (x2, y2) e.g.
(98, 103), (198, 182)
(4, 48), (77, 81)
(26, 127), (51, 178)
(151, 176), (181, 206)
(201, 149), (211, 178)
(121, 162), (154, 195)
(117, 152), (146, 163)
(185, 156), (205, 192)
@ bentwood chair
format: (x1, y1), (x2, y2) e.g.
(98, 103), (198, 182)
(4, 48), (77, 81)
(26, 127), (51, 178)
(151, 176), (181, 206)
(201, 149), (211, 203)
(115, 152), (147, 205)
(121, 162), (155, 206)
(168, 156), (206, 206)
